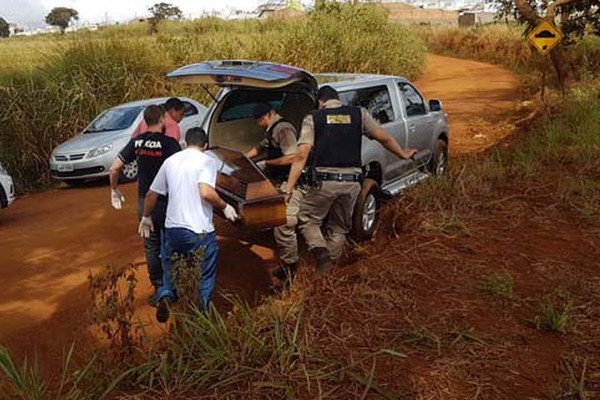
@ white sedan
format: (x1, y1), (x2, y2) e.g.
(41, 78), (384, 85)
(0, 163), (15, 209)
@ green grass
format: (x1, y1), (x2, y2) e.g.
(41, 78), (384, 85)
(535, 296), (573, 333)
(478, 271), (516, 300)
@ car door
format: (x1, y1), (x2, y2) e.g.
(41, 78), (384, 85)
(398, 82), (433, 162)
(338, 83), (409, 181)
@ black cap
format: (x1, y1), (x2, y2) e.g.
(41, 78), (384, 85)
(252, 103), (272, 119)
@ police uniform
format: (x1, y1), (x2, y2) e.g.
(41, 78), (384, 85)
(297, 99), (381, 262)
(260, 115), (303, 270)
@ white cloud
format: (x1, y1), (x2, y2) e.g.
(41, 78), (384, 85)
(1, 0), (49, 27)
(36, 0), (262, 24)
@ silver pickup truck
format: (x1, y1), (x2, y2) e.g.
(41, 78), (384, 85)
(167, 60), (449, 239)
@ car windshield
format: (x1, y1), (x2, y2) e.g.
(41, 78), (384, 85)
(84, 106), (144, 133)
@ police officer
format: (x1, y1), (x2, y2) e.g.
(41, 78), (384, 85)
(246, 103), (301, 290)
(284, 86), (417, 274)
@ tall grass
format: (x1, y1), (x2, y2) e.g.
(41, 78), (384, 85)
(379, 86), (600, 237)
(0, 4), (426, 192)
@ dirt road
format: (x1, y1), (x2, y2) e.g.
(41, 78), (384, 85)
(0, 55), (520, 369)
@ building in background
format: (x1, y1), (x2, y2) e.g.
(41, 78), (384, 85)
(256, 0), (305, 18)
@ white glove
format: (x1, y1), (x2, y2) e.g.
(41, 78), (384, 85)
(111, 189), (125, 210)
(138, 216), (154, 238)
(223, 204), (239, 222)
(255, 160), (268, 171)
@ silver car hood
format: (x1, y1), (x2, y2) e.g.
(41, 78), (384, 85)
(54, 129), (131, 154)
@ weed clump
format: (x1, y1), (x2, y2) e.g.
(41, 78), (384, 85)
(478, 271), (516, 300)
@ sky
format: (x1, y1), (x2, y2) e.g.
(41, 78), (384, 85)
(0, 0), (265, 28)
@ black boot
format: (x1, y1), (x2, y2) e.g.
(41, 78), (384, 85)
(273, 262), (298, 281)
(156, 297), (171, 323)
(269, 262), (298, 295)
(312, 247), (334, 275)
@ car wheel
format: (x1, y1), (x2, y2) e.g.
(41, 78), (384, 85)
(351, 179), (380, 241)
(430, 139), (448, 176)
(0, 185), (7, 208)
(120, 160), (138, 183)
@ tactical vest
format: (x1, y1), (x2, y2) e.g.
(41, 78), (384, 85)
(265, 118), (297, 181)
(311, 105), (362, 168)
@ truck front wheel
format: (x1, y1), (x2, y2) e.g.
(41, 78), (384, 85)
(351, 179), (380, 241)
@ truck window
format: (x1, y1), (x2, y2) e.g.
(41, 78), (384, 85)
(339, 85), (394, 124)
(399, 83), (427, 117)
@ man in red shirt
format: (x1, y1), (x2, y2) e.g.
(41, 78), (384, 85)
(132, 97), (185, 142)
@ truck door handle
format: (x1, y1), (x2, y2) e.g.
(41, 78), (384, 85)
(408, 124), (416, 132)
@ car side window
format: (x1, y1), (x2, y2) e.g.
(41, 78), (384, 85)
(183, 101), (198, 117)
(399, 83), (427, 117)
(339, 85), (395, 124)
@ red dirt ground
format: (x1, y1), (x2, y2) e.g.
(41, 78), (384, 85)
(4, 55), (590, 398)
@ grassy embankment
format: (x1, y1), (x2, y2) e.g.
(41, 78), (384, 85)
(0, 4), (425, 193)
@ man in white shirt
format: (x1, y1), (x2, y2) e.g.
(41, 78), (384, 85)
(140, 127), (238, 322)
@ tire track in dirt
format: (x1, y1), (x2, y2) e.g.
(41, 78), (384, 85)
(0, 54), (521, 374)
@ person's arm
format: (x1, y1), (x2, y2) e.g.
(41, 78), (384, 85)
(166, 121), (181, 142)
(285, 144), (311, 198)
(198, 158), (238, 221)
(362, 110), (416, 159)
(144, 163), (168, 218)
(138, 190), (159, 238)
(142, 190), (159, 217)
(245, 146), (263, 159)
(199, 183), (228, 210)
(265, 154), (295, 167)
(108, 140), (136, 209)
(108, 158), (124, 191)
(264, 126), (297, 167)
(370, 126), (416, 159)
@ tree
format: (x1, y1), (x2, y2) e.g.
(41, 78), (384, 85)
(45, 7), (79, 34)
(0, 17), (9, 38)
(148, 2), (183, 34)
(496, 0), (600, 91)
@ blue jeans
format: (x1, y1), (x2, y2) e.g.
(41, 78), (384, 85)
(138, 196), (168, 290)
(157, 229), (219, 311)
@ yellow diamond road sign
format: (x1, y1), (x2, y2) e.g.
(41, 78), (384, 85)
(528, 20), (563, 56)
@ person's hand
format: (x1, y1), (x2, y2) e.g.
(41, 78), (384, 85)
(255, 160), (268, 171)
(284, 190), (293, 205)
(404, 149), (418, 160)
(138, 216), (154, 238)
(111, 189), (125, 210)
(223, 204), (239, 222)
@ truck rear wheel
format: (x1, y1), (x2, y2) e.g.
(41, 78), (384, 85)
(351, 179), (380, 241)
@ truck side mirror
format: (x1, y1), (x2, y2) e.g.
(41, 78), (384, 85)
(429, 99), (442, 112)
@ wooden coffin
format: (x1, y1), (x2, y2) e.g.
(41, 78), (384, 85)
(206, 146), (287, 230)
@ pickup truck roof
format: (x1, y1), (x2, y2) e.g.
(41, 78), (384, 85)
(315, 73), (411, 89)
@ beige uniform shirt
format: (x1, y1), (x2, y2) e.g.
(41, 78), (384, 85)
(297, 100), (381, 174)
(260, 115), (298, 156)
